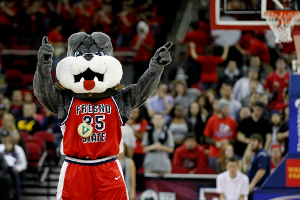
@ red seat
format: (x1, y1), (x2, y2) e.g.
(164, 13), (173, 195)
(27, 136), (46, 152)
(34, 131), (55, 155)
(22, 73), (34, 86)
(21, 131), (30, 141)
(5, 69), (23, 88)
(26, 142), (42, 168)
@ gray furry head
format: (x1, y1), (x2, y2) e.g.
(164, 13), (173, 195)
(67, 32), (113, 57)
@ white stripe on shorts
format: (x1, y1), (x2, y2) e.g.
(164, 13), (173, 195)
(56, 161), (69, 200)
(115, 160), (129, 200)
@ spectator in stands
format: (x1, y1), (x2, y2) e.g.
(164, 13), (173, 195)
(41, 109), (61, 134)
(0, 152), (11, 200)
(187, 102), (206, 145)
(239, 144), (254, 174)
(93, 3), (113, 34)
(2, 113), (26, 154)
(167, 104), (189, 147)
(239, 106), (251, 122)
(235, 101), (272, 158)
(73, 1), (94, 33)
(248, 34), (271, 64)
(172, 133), (208, 174)
(274, 87), (289, 111)
(217, 157), (249, 200)
(268, 110), (282, 154)
(264, 57), (290, 110)
(56, 0), (75, 37)
(168, 52), (198, 87)
(248, 134), (270, 198)
(215, 143), (236, 174)
(171, 79), (200, 114)
(211, 99), (219, 115)
(146, 83), (174, 123)
(182, 22), (207, 55)
(118, 143), (136, 200)
(1, 97), (10, 113)
(270, 144), (282, 174)
(204, 99), (238, 170)
(233, 66), (264, 102)
(197, 93), (212, 115)
(276, 107), (289, 156)
(127, 107), (148, 171)
(0, 129), (27, 200)
(0, 104), (5, 126)
(220, 83), (242, 120)
(17, 103), (41, 135)
(142, 113), (174, 174)
(217, 60), (242, 91)
(130, 21), (155, 82)
(248, 55), (271, 84)
(189, 42), (229, 91)
(259, 93), (271, 116)
(116, 3), (136, 47)
(48, 24), (66, 69)
(10, 90), (23, 118)
(0, 1), (17, 45)
(240, 80), (261, 106)
(122, 124), (136, 159)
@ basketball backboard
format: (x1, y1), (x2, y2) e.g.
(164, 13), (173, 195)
(210, 0), (300, 30)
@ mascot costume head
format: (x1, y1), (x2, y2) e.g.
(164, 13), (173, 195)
(33, 31), (172, 200)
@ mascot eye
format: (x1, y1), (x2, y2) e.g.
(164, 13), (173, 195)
(75, 51), (83, 57)
(95, 51), (104, 56)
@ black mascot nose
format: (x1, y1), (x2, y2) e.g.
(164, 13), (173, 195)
(83, 53), (94, 61)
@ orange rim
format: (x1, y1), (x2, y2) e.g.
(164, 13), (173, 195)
(264, 10), (300, 25)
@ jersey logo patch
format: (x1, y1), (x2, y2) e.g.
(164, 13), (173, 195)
(82, 126), (90, 135)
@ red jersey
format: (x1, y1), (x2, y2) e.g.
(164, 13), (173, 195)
(264, 71), (289, 109)
(47, 30), (63, 43)
(173, 144), (208, 170)
(203, 115), (237, 158)
(238, 32), (254, 51)
(249, 38), (270, 64)
(61, 97), (123, 159)
(132, 119), (148, 154)
(130, 33), (155, 62)
(182, 30), (207, 55)
(195, 55), (224, 83)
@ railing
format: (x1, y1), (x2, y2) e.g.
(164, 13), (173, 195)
(176, 1), (194, 43)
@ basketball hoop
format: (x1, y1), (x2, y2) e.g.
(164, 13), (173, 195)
(264, 10), (300, 43)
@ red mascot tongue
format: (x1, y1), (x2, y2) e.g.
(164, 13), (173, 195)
(83, 80), (95, 90)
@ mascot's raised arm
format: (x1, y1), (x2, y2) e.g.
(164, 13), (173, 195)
(33, 32), (172, 200)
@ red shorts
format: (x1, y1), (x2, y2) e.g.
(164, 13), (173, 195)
(56, 156), (128, 200)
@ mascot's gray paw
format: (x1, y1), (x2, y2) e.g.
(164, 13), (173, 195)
(151, 42), (173, 67)
(38, 36), (54, 64)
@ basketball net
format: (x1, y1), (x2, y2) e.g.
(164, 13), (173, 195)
(264, 10), (300, 43)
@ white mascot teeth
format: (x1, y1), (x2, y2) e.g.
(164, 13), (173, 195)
(56, 55), (123, 93)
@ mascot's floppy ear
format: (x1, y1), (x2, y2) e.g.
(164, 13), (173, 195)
(67, 32), (88, 56)
(91, 32), (114, 56)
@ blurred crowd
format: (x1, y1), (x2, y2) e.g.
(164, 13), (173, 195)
(0, 1), (296, 200)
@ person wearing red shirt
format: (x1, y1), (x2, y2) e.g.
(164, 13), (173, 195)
(270, 144), (282, 174)
(189, 42), (229, 91)
(73, 1), (94, 33)
(0, 1), (16, 44)
(127, 107), (148, 171)
(93, 4), (113, 34)
(235, 31), (255, 55)
(204, 99), (237, 170)
(264, 57), (289, 110)
(182, 22), (208, 56)
(248, 34), (271, 64)
(172, 133), (208, 174)
(56, 0), (74, 37)
(130, 21), (155, 82)
(116, 4), (136, 47)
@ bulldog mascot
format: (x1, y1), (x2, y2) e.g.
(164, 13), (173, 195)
(33, 32), (172, 200)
